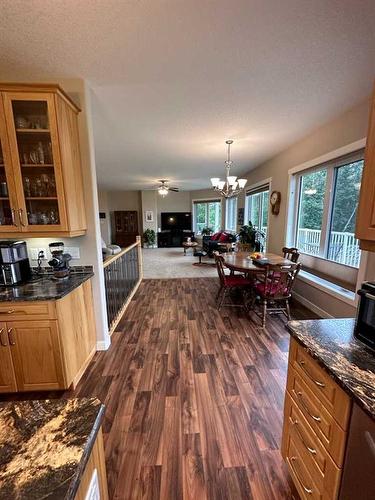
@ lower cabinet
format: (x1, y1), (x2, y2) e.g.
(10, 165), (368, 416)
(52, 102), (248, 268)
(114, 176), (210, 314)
(0, 323), (17, 392)
(9, 320), (65, 391)
(282, 339), (351, 499)
(0, 279), (96, 393)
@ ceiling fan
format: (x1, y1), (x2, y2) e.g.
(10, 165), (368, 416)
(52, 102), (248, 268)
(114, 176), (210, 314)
(157, 180), (179, 197)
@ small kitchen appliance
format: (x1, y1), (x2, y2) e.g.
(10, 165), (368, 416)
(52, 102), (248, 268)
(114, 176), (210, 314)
(0, 240), (31, 285)
(48, 241), (72, 279)
(354, 281), (375, 352)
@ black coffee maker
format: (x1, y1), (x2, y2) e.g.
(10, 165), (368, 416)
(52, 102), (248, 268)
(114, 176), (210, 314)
(0, 240), (31, 285)
(48, 242), (72, 279)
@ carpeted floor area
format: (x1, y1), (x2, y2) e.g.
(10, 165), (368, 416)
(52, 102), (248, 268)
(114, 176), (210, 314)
(142, 247), (218, 278)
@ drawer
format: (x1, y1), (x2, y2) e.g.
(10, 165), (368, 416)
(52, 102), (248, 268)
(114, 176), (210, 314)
(283, 392), (341, 499)
(0, 302), (56, 320)
(290, 339), (351, 430)
(287, 366), (347, 466)
(285, 434), (323, 500)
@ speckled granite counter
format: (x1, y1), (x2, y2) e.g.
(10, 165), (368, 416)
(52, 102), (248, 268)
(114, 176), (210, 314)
(288, 318), (375, 420)
(0, 398), (105, 500)
(0, 272), (93, 302)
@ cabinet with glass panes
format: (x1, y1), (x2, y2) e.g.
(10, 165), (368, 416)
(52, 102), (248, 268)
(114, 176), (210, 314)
(0, 83), (86, 236)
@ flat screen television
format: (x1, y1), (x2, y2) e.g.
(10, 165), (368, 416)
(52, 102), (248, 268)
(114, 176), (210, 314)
(161, 212), (192, 231)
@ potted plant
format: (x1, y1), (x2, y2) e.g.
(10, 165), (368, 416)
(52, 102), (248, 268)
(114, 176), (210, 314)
(201, 227), (213, 236)
(143, 228), (156, 248)
(237, 221), (264, 252)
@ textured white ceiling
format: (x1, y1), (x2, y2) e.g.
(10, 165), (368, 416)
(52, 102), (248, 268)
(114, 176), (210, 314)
(0, 0), (374, 190)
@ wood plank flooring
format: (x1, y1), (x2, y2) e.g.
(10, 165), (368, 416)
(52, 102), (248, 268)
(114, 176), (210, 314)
(1, 278), (318, 499)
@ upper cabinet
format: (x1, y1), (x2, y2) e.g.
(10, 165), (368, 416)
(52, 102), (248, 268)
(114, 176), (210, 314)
(356, 83), (375, 251)
(0, 84), (86, 237)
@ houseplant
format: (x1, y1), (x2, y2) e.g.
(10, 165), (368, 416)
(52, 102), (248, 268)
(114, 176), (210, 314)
(237, 221), (264, 252)
(201, 227), (213, 236)
(143, 228), (156, 248)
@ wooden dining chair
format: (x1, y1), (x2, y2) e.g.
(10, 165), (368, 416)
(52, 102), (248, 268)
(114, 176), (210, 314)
(250, 262), (301, 328)
(213, 252), (253, 309)
(282, 247), (300, 263)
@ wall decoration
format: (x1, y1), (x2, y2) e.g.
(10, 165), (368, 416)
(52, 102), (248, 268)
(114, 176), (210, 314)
(270, 190), (281, 215)
(145, 210), (154, 222)
(238, 207), (244, 226)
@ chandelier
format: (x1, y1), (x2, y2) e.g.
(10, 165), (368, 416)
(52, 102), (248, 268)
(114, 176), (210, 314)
(210, 140), (247, 198)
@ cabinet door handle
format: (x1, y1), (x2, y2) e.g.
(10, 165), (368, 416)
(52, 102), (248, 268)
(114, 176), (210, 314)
(296, 391), (321, 422)
(0, 328), (7, 346)
(290, 456), (313, 494)
(291, 419), (317, 455)
(18, 208), (26, 227)
(298, 359), (325, 388)
(11, 208), (18, 227)
(7, 328), (15, 345)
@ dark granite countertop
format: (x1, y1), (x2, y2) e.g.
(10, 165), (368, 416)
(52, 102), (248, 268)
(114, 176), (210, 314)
(288, 318), (375, 420)
(0, 272), (93, 302)
(0, 398), (105, 500)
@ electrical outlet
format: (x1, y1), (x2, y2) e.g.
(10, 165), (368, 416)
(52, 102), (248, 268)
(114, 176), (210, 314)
(29, 248), (47, 261)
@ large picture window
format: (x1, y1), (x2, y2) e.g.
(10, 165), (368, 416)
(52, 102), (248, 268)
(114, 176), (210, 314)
(225, 197), (237, 231)
(193, 199), (222, 234)
(245, 184), (269, 248)
(294, 151), (364, 269)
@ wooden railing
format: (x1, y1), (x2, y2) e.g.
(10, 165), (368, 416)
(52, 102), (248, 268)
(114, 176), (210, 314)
(103, 236), (143, 334)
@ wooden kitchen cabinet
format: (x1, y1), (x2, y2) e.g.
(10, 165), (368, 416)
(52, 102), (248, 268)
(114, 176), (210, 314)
(356, 82), (375, 250)
(282, 339), (351, 500)
(0, 322), (17, 393)
(0, 83), (86, 237)
(9, 320), (65, 392)
(0, 280), (96, 393)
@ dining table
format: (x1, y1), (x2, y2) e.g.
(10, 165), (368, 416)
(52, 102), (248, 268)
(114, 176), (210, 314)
(223, 251), (294, 275)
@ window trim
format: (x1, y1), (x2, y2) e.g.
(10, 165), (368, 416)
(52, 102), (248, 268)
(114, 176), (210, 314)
(292, 148), (364, 269)
(192, 197), (223, 234)
(225, 197), (237, 231)
(285, 138), (367, 303)
(245, 177), (272, 249)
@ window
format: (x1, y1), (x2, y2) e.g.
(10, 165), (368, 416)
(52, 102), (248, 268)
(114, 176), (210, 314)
(245, 184), (269, 248)
(294, 151), (364, 269)
(225, 197), (237, 231)
(193, 199), (222, 234)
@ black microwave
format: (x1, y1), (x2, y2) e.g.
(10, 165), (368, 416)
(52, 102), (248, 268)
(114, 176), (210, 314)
(355, 282), (375, 351)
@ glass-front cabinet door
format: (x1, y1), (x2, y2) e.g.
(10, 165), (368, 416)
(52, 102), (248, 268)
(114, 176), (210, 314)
(0, 99), (19, 231)
(2, 93), (67, 232)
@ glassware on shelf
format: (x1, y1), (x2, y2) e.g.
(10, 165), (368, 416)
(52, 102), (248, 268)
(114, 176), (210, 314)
(0, 182), (8, 198)
(23, 177), (31, 197)
(15, 116), (29, 129)
(40, 174), (50, 196)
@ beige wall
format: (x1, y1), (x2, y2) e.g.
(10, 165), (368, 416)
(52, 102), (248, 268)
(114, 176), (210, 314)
(240, 98), (371, 317)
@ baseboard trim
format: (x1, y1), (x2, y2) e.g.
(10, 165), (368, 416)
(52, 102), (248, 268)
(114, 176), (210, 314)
(96, 339), (111, 351)
(292, 291), (333, 319)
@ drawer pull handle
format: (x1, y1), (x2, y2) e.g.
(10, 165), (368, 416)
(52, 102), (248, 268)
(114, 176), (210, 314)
(0, 328), (7, 346)
(298, 360), (325, 388)
(290, 456), (313, 494)
(7, 309), (15, 314)
(8, 328), (15, 345)
(291, 419), (317, 455)
(296, 391), (321, 422)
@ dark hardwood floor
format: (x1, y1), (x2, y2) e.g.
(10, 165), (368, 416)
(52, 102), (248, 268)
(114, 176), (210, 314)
(1, 278), (318, 499)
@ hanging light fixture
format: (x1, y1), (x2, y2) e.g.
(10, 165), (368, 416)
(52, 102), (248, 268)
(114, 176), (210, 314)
(210, 140), (247, 198)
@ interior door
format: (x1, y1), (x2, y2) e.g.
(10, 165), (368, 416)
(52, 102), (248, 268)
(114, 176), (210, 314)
(2, 92), (68, 232)
(0, 96), (20, 231)
(8, 320), (65, 391)
(0, 322), (17, 393)
(114, 210), (139, 247)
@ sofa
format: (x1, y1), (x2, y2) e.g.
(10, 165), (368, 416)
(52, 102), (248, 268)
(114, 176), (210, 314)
(202, 231), (237, 256)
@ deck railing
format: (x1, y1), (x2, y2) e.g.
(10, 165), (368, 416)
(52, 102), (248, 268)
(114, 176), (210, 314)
(103, 236), (143, 334)
(296, 228), (361, 268)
